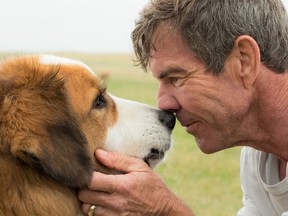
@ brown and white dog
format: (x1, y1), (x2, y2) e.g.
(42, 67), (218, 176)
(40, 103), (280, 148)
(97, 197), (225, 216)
(0, 55), (175, 216)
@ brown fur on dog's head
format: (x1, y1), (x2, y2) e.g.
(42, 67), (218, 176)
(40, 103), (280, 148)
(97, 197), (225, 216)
(0, 61), (92, 187)
(0, 56), (116, 188)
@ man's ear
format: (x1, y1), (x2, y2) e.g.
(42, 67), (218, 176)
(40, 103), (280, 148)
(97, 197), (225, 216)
(230, 35), (261, 89)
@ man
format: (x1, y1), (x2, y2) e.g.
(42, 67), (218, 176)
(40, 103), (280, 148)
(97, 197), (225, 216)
(78, 0), (288, 215)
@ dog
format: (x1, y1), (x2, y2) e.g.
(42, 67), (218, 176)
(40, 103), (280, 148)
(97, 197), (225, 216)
(0, 55), (175, 216)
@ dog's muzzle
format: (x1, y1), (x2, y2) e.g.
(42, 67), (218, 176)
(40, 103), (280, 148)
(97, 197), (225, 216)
(143, 111), (176, 168)
(144, 148), (165, 165)
(158, 111), (176, 131)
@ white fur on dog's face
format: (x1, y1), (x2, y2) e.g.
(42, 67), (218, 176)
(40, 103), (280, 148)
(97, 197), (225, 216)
(40, 55), (94, 73)
(104, 96), (173, 168)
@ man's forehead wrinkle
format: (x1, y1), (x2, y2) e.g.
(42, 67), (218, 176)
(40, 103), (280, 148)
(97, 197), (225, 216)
(157, 67), (187, 80)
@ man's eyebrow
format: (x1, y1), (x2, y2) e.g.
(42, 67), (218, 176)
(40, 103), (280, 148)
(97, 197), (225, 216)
(157, 67), (187, 80)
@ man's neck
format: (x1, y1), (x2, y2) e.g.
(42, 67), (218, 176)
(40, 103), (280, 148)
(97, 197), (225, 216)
(255, 68), (288, 160)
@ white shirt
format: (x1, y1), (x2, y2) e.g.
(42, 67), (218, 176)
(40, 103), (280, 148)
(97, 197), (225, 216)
(238, 147), (288, 216)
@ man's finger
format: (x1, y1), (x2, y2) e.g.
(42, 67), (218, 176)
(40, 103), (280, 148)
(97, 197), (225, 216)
(78, 185), (111, 204)
(95, 149), (149, 172)
(86, 171), (118, 192)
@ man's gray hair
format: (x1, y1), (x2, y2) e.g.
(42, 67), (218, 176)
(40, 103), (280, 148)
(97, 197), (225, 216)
(132, 0), (288, 74)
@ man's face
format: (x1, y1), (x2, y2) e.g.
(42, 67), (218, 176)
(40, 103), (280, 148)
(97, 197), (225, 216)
(149, 24), (253, 153)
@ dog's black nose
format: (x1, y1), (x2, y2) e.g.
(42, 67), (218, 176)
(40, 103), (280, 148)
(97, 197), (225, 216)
(158, 111), (176, 130)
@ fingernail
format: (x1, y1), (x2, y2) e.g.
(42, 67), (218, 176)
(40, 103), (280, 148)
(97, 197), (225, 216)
(96, 149), (107, 158)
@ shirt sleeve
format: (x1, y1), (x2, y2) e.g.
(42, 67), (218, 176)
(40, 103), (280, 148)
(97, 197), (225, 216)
(237, 193), (262, 216)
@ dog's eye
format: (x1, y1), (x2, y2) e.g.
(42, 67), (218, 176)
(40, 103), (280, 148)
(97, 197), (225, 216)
(93, 94), (106, 109)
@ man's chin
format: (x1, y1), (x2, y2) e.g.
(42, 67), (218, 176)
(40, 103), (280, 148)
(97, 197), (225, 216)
(195, 138), (225, 154)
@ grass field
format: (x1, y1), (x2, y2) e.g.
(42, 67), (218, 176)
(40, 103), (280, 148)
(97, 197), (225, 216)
(0, 52), (243, 216)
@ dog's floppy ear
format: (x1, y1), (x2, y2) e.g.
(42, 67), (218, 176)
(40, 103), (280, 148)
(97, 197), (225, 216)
(11, 113), (93, 189)
(43, 121), (93, 187)
(7, 69), (93, 187)
(11, 120), (93, 188)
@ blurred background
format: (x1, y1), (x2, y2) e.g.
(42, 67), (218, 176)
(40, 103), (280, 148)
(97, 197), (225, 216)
(0, 0), (148, 53)
(1, 1), (288, 215)
(0, 0), (288, 53)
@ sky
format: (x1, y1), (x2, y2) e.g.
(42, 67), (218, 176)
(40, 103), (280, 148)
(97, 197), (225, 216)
(0, 0), (149, 53)
(0, 0), (288, 54)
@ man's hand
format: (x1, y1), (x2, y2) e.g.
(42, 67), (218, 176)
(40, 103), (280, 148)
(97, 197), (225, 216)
(78, 149), (193, 216)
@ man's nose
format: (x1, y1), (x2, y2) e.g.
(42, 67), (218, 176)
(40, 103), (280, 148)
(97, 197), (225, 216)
(157, 84), (180, 112)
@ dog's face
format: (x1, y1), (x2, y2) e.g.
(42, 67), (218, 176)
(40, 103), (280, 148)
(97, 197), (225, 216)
(0, 55), (175, 188)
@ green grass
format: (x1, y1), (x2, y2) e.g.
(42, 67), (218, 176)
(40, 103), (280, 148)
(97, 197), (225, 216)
(0, 52), (242, 216)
